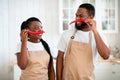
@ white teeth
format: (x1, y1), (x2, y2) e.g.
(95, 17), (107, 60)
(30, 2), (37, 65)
(77, 22), (81, 25)
(77, 22), (81, 26)
(39, 34), (41, 35)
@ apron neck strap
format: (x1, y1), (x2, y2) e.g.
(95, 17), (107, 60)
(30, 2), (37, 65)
(71, 30), (77, 39)
(89, 31), (92, 44)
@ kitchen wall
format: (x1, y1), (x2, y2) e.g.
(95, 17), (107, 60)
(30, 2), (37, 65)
(0, 0), (59, 80)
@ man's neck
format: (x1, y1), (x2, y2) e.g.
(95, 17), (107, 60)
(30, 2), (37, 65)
(80, 27), (90, 32)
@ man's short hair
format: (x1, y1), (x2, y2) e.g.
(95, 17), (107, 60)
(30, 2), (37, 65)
(79, 3), (95, 17)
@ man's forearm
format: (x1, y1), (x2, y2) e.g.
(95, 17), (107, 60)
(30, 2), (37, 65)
(56, 52), (64, 80)
(56, 57), (63, 80)
(48, 61), (55, 80)
(93, 30), (110, 59)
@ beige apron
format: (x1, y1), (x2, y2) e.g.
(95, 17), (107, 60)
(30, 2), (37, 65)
(20, 50), (50, 80)
(62, 30), (95, 80)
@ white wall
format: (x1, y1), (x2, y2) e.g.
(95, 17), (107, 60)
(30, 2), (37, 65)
(0, 0), (59, 80)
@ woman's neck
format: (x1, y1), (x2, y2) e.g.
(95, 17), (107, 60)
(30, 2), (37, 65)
(28, 38), (40, 43)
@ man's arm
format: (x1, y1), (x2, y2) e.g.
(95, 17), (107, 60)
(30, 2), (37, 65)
(85, 19), (110, 60)
(93, 30), (110, 59)
(56, 50), (64, 80)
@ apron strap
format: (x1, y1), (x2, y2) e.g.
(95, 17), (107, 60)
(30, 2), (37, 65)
(66, 30), (77, 54)
(89, 31), (92, 45)
(71, 30), (77, 39)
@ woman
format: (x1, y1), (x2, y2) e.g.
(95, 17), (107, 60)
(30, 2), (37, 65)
(16, 17), (55, 80)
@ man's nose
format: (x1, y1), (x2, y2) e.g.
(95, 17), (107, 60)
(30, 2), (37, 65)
(76, 16), (81, 20)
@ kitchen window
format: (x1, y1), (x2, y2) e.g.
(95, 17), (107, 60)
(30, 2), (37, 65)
(59, 0), (118, 33)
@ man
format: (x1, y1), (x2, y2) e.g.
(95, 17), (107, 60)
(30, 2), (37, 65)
(56, 3), (110, 80)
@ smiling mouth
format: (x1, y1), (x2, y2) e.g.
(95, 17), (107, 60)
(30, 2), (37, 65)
(76, 22), (82, 26)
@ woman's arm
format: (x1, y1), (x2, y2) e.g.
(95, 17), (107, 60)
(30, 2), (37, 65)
(16, 30), (28, 70)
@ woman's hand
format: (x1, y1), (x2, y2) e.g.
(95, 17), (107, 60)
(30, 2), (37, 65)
(20, 29), (28, 42)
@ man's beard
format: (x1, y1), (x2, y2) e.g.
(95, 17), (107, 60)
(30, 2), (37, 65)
(75, 22), (87, 30)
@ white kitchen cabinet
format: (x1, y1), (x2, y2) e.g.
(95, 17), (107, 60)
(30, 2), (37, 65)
(95, 62), (120, 80)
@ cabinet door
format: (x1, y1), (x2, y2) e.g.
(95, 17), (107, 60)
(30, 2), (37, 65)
(96, 0), (118, 33)
(95, 62), (113, 80)
(95, 62), (120, 80)
(111, 63), (120, 80)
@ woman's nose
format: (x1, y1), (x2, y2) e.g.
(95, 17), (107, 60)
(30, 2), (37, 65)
(38, 28), (43, 32)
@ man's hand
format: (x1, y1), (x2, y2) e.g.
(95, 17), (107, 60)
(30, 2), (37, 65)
(85, 19), (96, 32)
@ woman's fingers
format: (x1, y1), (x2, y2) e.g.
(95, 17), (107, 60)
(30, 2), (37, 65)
(20, 29), (28, 41)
